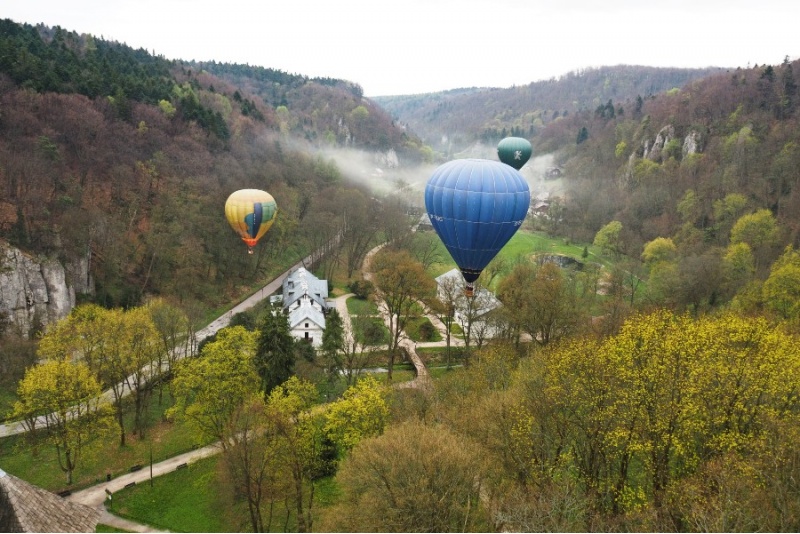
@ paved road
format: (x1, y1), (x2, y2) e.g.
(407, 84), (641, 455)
(0, 253), (316, 440)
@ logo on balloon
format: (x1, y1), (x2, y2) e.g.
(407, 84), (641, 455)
(425, 159), (530, 296)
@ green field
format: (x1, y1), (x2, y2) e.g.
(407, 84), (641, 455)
(345, 296), (380, 316)
(111, 455), (234, 532)
(421, 228), (609, 281)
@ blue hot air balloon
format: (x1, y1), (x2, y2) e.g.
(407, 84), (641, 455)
(425, 159), (530, 296)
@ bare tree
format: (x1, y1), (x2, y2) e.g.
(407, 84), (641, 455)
(409, 233), (443, 271)
(342, 315), (380, 385)
(498, 262), (583, 346)
(336, 189), (382, 277)
(429, 274), (460, 369)
(370, 249), (435, 381)
(454, 281), (498, 351)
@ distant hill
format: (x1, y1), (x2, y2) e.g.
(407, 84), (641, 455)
(194, 61), (421, 157)
(0, 18), (427, 313)
(374, 65), (724, 155)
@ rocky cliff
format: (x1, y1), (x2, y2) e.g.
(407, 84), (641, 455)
(0, 242), (92, 338)
(622, 124), (704, 186)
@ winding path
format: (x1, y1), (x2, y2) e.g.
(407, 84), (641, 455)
(6, 242), (457, 531)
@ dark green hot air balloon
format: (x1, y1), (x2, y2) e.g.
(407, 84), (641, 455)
(497, 137), (532, 170)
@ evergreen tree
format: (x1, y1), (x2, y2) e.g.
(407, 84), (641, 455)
(576, 126), (589, 144)
(321, 308), (345, 378)
(780, 57), (797, 118)
(255, 305), (296, 395)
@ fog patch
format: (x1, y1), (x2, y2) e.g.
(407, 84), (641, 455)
(315, 146), (438, 208)
(310, 144), (562, 210)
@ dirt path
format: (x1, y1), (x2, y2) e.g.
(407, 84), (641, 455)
(361, 244), (434, 392)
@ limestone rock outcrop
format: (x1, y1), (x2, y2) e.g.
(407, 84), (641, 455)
(0, 242), (92, 338)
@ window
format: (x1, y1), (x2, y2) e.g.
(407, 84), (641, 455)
(305, 322), (309, 328)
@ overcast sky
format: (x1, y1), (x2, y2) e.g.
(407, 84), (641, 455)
(5, 0), (798, 96)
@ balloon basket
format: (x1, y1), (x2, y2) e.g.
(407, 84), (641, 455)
(464, 284), (475, 298)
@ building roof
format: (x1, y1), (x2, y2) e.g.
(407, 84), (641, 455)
(435, 268), (502, 317)
(288, 300), (326, 330)
(0, 468), (100, 533)
(282, 267), (328, 310)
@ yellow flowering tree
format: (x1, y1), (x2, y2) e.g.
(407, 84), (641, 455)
(324, 375), (388, 452)
(37, 303), (162, 446)
(12, 358), (113, 485)
(519, 310), (800, 517)
(168, 326), (259, 451)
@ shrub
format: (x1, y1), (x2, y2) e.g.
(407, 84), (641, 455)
(348, 280), (374, 300)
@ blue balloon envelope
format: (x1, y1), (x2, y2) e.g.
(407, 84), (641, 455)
(425, 159), (530, 295)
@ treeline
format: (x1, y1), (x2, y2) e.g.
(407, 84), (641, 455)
(0, 20), (174, 102)
(374, 65), (722, 152)
(0, 19), (235, 139)
(195, 61), (364, 107)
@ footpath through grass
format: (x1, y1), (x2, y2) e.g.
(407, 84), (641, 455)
(111, 455), (233, 533)
(0, 392), (206, 493)
(112, 454), (342, 533)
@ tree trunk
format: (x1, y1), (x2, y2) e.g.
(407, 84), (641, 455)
(116, 403), (126, 447)
(294, 468), (307, 533)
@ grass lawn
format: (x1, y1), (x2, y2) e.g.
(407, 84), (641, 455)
(111, 455), (235, 533)
(499, 231), (585, 261)
(0, 392), (207, 493)
(95, 524), (130, 533)
(113, 454), (342, 533)
(346, 296), (380, 316)
(429, 365), (462, 380)
(352, 316), (390, 345)
(0, 387), (17, 423)
(404, 316), (443, 343)
(378, 368), (415, 383)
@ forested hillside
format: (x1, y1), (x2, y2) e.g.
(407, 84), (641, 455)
(0, 19), (427, 314)
(539, 57), (800, 314)
(375, 65), (723, 154)
(6, 15), (800, 532)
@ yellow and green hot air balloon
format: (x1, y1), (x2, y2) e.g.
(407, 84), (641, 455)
(224, 189), (277, 254)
